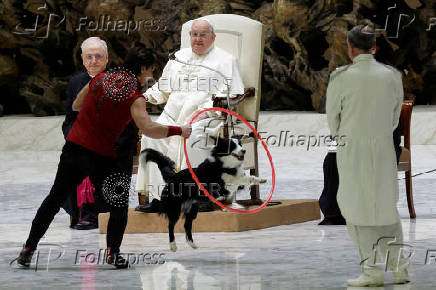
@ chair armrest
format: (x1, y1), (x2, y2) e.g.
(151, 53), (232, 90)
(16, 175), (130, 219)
(212, 87), (255, 108)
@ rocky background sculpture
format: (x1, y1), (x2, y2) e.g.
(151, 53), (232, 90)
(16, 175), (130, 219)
(0, 0), (434, 116)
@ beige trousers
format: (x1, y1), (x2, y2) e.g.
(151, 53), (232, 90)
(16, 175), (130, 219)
(347, 222), (410, 274)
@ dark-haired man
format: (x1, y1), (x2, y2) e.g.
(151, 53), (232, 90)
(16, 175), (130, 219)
(326, 24), (410, 286)
(17, 46), (191, 269)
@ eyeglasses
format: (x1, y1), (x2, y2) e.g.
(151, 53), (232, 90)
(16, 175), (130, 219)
(83, 54), (104, 62)
(189, 31), (211, 39)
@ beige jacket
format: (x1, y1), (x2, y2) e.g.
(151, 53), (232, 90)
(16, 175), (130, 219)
(326, 54), (403, 226)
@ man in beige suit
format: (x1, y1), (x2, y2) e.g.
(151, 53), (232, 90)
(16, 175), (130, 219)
(326, 25), (410, 287)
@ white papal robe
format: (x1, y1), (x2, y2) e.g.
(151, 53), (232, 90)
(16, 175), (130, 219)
(135, 45), (244, 200)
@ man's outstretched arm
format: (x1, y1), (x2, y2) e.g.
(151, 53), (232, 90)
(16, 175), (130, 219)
(131, 97), (191, 139)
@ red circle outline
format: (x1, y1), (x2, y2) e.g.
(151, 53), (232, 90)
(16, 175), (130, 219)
(183, 107), (276, 214)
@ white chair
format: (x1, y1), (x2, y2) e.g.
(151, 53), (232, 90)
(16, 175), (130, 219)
(181, 15), (265, 202)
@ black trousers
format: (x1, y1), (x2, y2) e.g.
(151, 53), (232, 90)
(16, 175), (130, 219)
(25, 142), (130, 252)
(61, 143), (135, 224)
(318, 152), (342, 218)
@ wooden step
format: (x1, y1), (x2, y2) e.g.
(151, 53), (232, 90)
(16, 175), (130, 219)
(98, 199), (320, 233)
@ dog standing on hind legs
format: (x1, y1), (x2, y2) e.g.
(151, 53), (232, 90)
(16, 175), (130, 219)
(140, 137), (266, 252)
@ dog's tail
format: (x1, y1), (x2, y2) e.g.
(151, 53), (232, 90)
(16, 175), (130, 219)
(140, 149), (176, 182)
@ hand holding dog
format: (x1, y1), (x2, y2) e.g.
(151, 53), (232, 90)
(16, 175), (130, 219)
(181, 124), (192, 138)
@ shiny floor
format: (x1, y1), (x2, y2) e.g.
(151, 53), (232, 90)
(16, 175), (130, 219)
(1, 146), (436, 289)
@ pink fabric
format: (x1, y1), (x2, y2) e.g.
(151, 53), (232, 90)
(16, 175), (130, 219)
(77, 176), (95, 208)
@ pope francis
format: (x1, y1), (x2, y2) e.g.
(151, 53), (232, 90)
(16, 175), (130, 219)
(326, 25), (410, 287)
(135, 18), (244, 203)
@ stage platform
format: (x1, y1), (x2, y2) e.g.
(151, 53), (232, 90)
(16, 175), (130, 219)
(98, 199), (320, 233)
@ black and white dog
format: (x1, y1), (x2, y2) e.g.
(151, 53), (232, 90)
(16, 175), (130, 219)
(140, 137), (266, 252)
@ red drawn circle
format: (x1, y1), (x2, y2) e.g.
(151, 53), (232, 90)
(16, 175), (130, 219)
(183, 107), (276, 214)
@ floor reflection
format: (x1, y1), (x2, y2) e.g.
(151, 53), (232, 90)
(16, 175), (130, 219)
(137, 252), (262, 290)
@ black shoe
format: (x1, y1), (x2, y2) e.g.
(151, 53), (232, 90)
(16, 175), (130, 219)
(107, 248), (129, 269)
(70, 217), (79, 229)
(318, 216), (346, 225)
(318, 218), (335, 225)
(334, 216), (346, 225)
(135, 199), (160, 213)
(73, 220), (98, 230)
(17, 245), (35, 267)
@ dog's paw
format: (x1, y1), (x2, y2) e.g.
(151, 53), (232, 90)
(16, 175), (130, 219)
(230, 202), (245, 209)
(216, 195), (226, 201)
(169, 241), (177, 252)
(186, 240), (198, 249)
(250, 176), (267, 184)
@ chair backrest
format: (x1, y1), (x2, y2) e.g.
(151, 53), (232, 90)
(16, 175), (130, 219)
(180, 14), (265, 123)
(399, 99), (414, 150)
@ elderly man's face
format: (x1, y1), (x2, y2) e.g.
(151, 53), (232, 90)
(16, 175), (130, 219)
(81, 43), (108, 77)
(189, 20), (215, 55)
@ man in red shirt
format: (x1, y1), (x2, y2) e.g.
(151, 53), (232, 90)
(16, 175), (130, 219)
(17, 46), (191, 269)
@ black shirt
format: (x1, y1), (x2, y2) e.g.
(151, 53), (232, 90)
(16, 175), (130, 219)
(62, 72), (91, 137)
